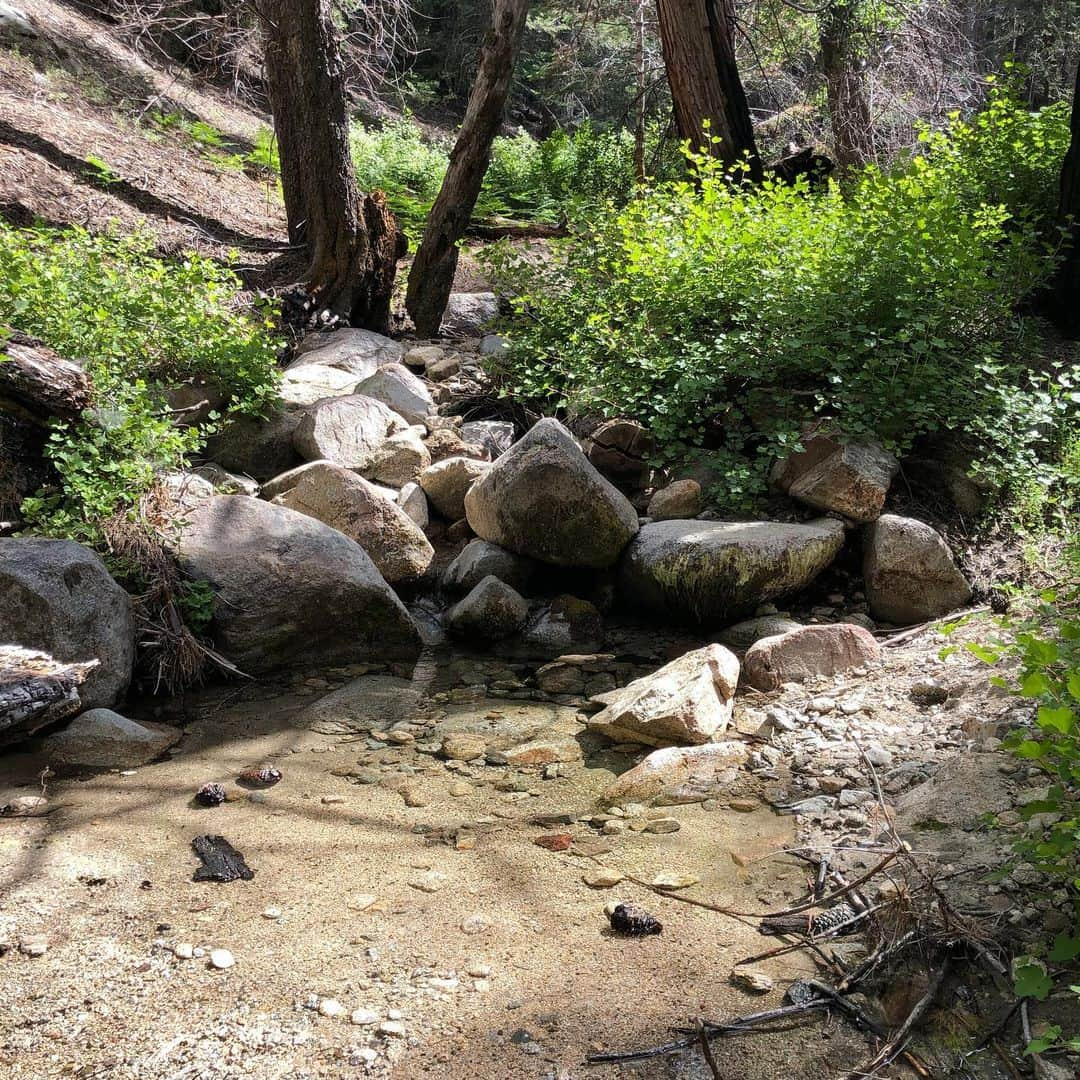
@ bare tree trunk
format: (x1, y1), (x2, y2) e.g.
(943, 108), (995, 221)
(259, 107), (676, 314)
(820, 0), (873, 169)
(263, 0), (402, 332)
(1052, 60), (1080, 337)
(633, 0), (647, 184)
(655, 0), (761, 179)
(406, 0), (529, 337)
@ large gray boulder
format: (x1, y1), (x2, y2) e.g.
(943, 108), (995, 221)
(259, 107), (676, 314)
(863, 514), (972, 624)
(203, 408), (302, 482)
(588, 644), (740, 747)
(279, 364), (359, 407)
(43, 709), (180, 768)
(356, 364), (434, 426)
(621, 518), (845, 626)
(293, 394), (408, 471)
(174, 496), (421, 673)
(440, 292), (499, 338)
(291, 327), (405, 372)
(420, 456), (490, 520)
(771, 434), (898, 522)
(0, 539), (135, 709)
(445, 576), (529, 641)
(272, 462), (433, 584)
(365, 428), (431, 487)
(442, 539), (535, 595)
(464, 418), (639, 569)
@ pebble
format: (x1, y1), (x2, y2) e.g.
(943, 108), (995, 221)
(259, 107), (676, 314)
(465, 961), (491, 978)
(583, 868), (624, 888)
(650, 872), (698, 889)
(403, 787), (431, 808)
(731, 968), (774, 993)
(209, 949), (235, 970)
(601, 820), (626, 835)
(460, 914), (491, 935)
(173, 942), (194, 959)
(262, 906), (282, 920)
(642, 818), (680, 834)
(379, 1020), (406, 1037)
(409, 870), (448, 893)
(19, 935), (48, 957)
(321, 795), (345, 804)
(449, 782), (473, 797)
(729, 799), (758, 813)
(318, 998), (346, 1018)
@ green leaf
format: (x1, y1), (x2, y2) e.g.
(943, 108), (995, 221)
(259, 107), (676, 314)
(1048, 933), (1080, 963)
(1021, 672), (1052, 697)
(1013, 960), (1054, 1001)
(965, 643), (1001, 665)
(1037, 706), (1076, 735)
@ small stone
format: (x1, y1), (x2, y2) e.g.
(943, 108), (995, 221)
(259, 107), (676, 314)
(403, 787), (431, 808)
(732, 968), (774, 993)
(237, 764), (282, 788)
(729, 799), (758, 813)
(441, 732), (488, 761)
(466, 961), (491, 978)
(409, 870), (448, 893)
(473, 978), (491, 992)
(351, 1008), (379, 1026)
(321, 794), (345, 804)
(349, 894), (379, 911)
(449, 781), (473, 797)
(319, 998), (346, 1018)
(387, 1009), (404, 1021)
(583, 868), (624, 888)
(262, 906), (282, 920)
(19, 935), (48, 958)
(173, 942), (195, 959)
(460, 914), (491, 935)
(650, 872), (698, 889)
(379, 1020), (406, 1037)
(601, 820), (626, 835)
(195, 783), (227, 807)
(209, 949), (235, 970)
(641, 818), (680, 834)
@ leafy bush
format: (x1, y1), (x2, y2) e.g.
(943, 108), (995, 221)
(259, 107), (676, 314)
(0, 224), (281, 540)
(484, 85), (1072, 510)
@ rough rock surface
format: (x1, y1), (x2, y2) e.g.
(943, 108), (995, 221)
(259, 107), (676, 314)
(397, 482), (430, 529)
(0, 539), (135, 710)
(743, 624), (881, 691)
(160, 471), (216, 515)
(293, 395), (408, 472)
(291, 328), (405, 371)
(272, 462), (433, 584)
(279, 364), (359, 407)
(356, 364), (434, 426)
(601, 742), (749, 806)
(647, 480), (701, 521)
(440, 292), (499, 337)
(465, 418), (639, 568)
(365, 428), (431, 488)
(771, 435), (898, 522)
(519, 595), (604, 657)
(718, 615), (804, 651)
(174, 497), (421, 673)
(42, 709), (181, 768)
(586, 419), (653, 486)
(460, 421), (515, 459)
(588, 644), (740, 746)
(442, 539), (535, 596)
(425, 427), (488, 463)
(203, 409), (301, 482)
(863, 514), (972, 624)
(445, 577), (529, 641)
(419, 457), (490, 521)
(621, 518), (845, 625)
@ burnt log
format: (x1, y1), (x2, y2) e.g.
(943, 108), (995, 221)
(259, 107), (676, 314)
(0, 644), (98, 747)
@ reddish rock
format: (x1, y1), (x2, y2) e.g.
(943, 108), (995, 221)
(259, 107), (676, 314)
(534, 833), (573, 851)
(743, 623), (881, 691)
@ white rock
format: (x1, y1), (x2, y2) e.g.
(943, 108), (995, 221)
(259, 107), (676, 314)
(350, 1008), (379, 1026)
(173, 942), (195, 959)
(318, 998), (345, 1018)
(209, 949), (235, 970)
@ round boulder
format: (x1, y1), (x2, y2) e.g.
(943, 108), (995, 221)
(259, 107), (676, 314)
(293, 394), (408, 472)
(420, 456), (490, 521)
(445, 576), (529, 641)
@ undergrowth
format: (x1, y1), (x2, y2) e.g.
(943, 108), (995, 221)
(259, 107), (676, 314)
(483, 83), (1075, 513)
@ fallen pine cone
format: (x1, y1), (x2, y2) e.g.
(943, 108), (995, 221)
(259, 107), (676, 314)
(195, 783), (227, 807)
(608, 902), (662, 936)
(237, 765), (282, 788)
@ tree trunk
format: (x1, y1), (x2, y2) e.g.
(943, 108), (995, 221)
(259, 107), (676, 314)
(655, 0), (761, 179)
(406, 0), (529, 337)
(0, 646), (97, 747)
(1052, 60), (1080, 337)
(633, 0), (647, 184)
(820, 0), (873, 169)
(263, 0), (402, 332)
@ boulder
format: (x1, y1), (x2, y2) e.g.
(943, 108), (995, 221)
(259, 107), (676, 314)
(292, 327), (405, 371)
(272, 462), (433, 584)
(460, 420), (515, 459)
(620, 518), (845, 626)
(259, 460), (329, 501)
(863, 514), (972, 624)
(397, 482), (429, 529)
(743, 624), (881, 691)
(366, 428), (432, 487)
(0, 539), (135, 709)
(442, 539), (535, 595)
(293, 394), (408, 471)
(403, 344), (445, 372)
(42, 709), (180, 768)
(586, 419), (653, 486)
(464, 418), (639, 568)
(279, 364), (359, 407)
(588, 644), (740, 747)
(174, 496), (421, 673)
(425, 427), (488, 463)
(647, 479), (701, 521)
(771, 435), (898, 522)
(356, 363), (434, 425)
(160, 471), (216, 515)
(717, 615), (804, 651)
(203, 409), (302, 482)
(420, 456), (490, 520)
(601, 742), (749, 807)
(521, 595), (603, 657)
(440, 292), (499, 337)
(445, 577), (529, 641)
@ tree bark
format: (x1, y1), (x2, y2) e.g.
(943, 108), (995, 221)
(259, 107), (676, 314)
(0, 646), (97, 747)
(819, 0), (873, 169)
(0, 331), (92, 426)
(406, 0), (529, 337)
(1052, 60), (1080, 337)
(655, 0), (761, 179)
(262, 0), (401, 332)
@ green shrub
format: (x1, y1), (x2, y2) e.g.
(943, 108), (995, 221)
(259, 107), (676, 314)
(484, 84), (1071, 510)
(0, 224), (281, 541)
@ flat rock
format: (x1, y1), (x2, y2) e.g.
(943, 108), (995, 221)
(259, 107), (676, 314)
(299, 675), (424, 734)
(620, 518), (845, 626)
(588, 644), (740, 747)
(601, 742), (749, 806)
(280, 364), (359, 407)
(292, 327), (404, 372)
(743, 624), (881, 691)
(43, 709), (180, 768)
(465, 418), (639, 569)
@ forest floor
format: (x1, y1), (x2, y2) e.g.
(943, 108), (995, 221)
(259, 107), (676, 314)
(0, 614), (1059, 1080)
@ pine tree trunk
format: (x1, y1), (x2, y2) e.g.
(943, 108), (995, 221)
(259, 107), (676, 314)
(820, 0), (873, 169)
(655, 0), (761, 179)
(406, 0), (529, 337)
(633, 0), (647, 184)
(1052, 61), (1080, 336)
(263, 0), (401, 332)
